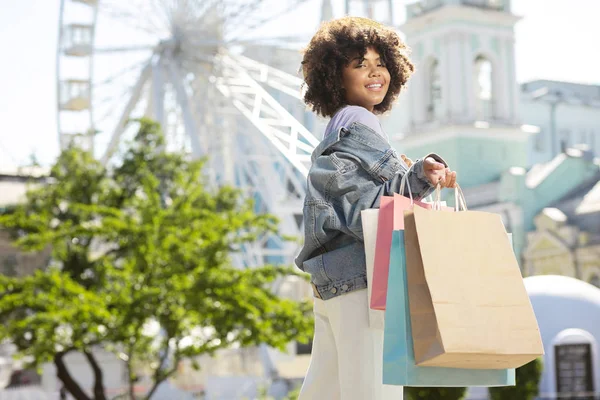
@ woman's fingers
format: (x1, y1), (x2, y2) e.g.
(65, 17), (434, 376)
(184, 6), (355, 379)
(401, 154), (413, 167)
(439, 169), (457, 188)
(447, 171), (457, 188)
(425, 157), (445, 171)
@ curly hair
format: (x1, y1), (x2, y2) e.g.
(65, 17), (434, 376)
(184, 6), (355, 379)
(301, 16), (414, 118)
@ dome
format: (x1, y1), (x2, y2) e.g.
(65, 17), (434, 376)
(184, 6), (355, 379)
(523, 275), (600, 398)
(525, 274), (600, 308)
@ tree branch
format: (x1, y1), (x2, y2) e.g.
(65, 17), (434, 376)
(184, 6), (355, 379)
(125, 341), (138, 400)
(83, 350), (107, 400)
(144, 341), (181, 400)
(127, 357), (136, 400)
(54, 351), (92, 400)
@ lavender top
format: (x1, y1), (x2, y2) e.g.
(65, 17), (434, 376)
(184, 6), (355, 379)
(324, 105), (388, 142)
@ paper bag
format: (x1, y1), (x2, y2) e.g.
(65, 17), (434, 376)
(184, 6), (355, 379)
(371, 194), (448, 310)
(383, 230), (515, 386)
(361, 209), (386, 329)
(404, 206), (544, 369)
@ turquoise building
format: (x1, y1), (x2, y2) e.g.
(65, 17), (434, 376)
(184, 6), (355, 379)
(387, 0), (600, 262)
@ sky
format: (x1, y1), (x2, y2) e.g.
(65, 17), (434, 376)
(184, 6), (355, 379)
(0, 0), (599, 168)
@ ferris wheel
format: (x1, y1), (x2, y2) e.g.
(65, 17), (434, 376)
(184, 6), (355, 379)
(56, 0), (397, 269)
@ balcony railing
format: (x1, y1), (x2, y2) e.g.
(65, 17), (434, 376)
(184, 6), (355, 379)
(406, 0), (444, 18)
(461, 0), (506, 11)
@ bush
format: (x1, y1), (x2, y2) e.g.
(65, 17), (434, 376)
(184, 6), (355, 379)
(489, 358), (543, 400)
(404, 386), (467, 400)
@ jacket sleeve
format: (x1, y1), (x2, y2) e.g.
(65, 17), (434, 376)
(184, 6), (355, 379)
(311, 151), (447, 241)
(383, 153), (448, 200)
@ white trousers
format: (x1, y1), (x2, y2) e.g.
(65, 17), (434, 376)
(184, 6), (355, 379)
(298, 289), (404, 400)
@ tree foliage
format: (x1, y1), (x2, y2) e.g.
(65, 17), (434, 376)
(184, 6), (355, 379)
(489, 358), (543, 400)
(0, 119), (313, 400)
(404, 386), (467, 400)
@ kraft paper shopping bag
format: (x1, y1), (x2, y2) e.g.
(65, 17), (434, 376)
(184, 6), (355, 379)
(403, 204), (544, 369)
(383, 230), (515, 386)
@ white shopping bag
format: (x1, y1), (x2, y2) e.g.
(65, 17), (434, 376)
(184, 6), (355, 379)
(361, 209), (386, 330)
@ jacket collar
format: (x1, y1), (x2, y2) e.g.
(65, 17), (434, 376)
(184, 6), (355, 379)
(311, 122), (390, 162)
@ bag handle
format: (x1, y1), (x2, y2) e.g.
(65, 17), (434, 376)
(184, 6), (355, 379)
(398, 158), (467, 211)
(433, 183), (468, 211)
(398, 162), (415, 203)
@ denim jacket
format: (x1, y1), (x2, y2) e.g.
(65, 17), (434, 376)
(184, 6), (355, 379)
(294, 122), (446, 300)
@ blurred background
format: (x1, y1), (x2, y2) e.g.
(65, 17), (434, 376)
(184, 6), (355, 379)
(0, 0), (599, 399)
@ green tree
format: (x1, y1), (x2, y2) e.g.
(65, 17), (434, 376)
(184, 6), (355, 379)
(489, 358), (543, 400)
(0, 119), (313, 400)
(404, 387), (467, 400)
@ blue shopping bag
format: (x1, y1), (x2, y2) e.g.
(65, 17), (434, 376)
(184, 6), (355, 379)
(382, 230), (515, 386)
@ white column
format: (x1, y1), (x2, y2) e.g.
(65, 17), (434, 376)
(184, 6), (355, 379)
(463, 33), (475, 122)
(446, 33), (463, 121)
(506, 36), (520, 124)
(409, 39), (426, 126)
(440, 34), (451, 122)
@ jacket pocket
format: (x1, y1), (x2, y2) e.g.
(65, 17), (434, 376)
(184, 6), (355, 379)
(302, 254), (332, 286)
(376, 150), (405, 182)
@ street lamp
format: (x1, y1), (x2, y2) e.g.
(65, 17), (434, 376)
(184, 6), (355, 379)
(531, 87), (566, 158)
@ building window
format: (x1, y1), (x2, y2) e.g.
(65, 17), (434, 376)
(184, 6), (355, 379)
(474, 55), (493, 120)
(554, 343), (595, 397)
(428, 59), (442, 121)
(534, 129), (545, 151)
(2, 255), (18, 277)
(560, 129), (571, 151)
(579, 130), (587, 146)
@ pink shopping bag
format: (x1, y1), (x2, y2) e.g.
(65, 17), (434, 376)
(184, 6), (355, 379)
(370, 193), (449, 310)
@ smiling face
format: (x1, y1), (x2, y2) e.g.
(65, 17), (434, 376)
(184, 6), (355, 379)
(341, 47), (391, 112)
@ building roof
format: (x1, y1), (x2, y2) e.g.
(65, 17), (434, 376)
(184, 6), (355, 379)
(550, 172), (600, 235)
(525, 275), (600, 309)
(461, 181), (501, 208)
(0, 168), (48, 209)
(521, 79), (600, 107)
(526, 147), (595, 189)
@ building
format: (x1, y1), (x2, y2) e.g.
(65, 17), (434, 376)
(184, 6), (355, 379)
(467, 275), (600, 400)
(524, 174), (600, 286)
(0, 167), (52, 278)
(384, 2), (600, 398)
(0, 167), (52, 398)
(388, 0), (600, 264)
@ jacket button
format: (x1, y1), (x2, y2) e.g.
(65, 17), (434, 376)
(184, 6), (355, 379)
(341, 284), (349, 291)
(330, 287), (337, 294)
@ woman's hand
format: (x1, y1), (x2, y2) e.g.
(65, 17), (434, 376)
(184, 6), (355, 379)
(424, 157), (457, 188)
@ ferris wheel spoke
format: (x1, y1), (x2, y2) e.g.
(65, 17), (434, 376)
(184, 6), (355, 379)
(227, 0), (312, 42)
(221, 0), (263, 28)
(98, 5), (168, 36)
(101, 62), (152, 164)
(230, 54), (303, 100)
(94, 84), (141, 128)
(148, 0), (178, 30)
(93, 58), (150, 87)
(214, 53), (319, 177)
(94, 45), (156, 54)
(165, 59), (203, 158)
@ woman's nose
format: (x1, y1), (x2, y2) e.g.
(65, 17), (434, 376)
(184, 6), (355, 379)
(369, 67), (381, 77)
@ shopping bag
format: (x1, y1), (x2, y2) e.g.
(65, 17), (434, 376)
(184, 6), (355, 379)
(361, 208), (385, 330)
(370, 193), (448, 311)
(382, 230), (515, 386)
(404, 201), (544, 369)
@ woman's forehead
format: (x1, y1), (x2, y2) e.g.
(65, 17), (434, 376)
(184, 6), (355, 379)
(346, 46), (382, 60)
